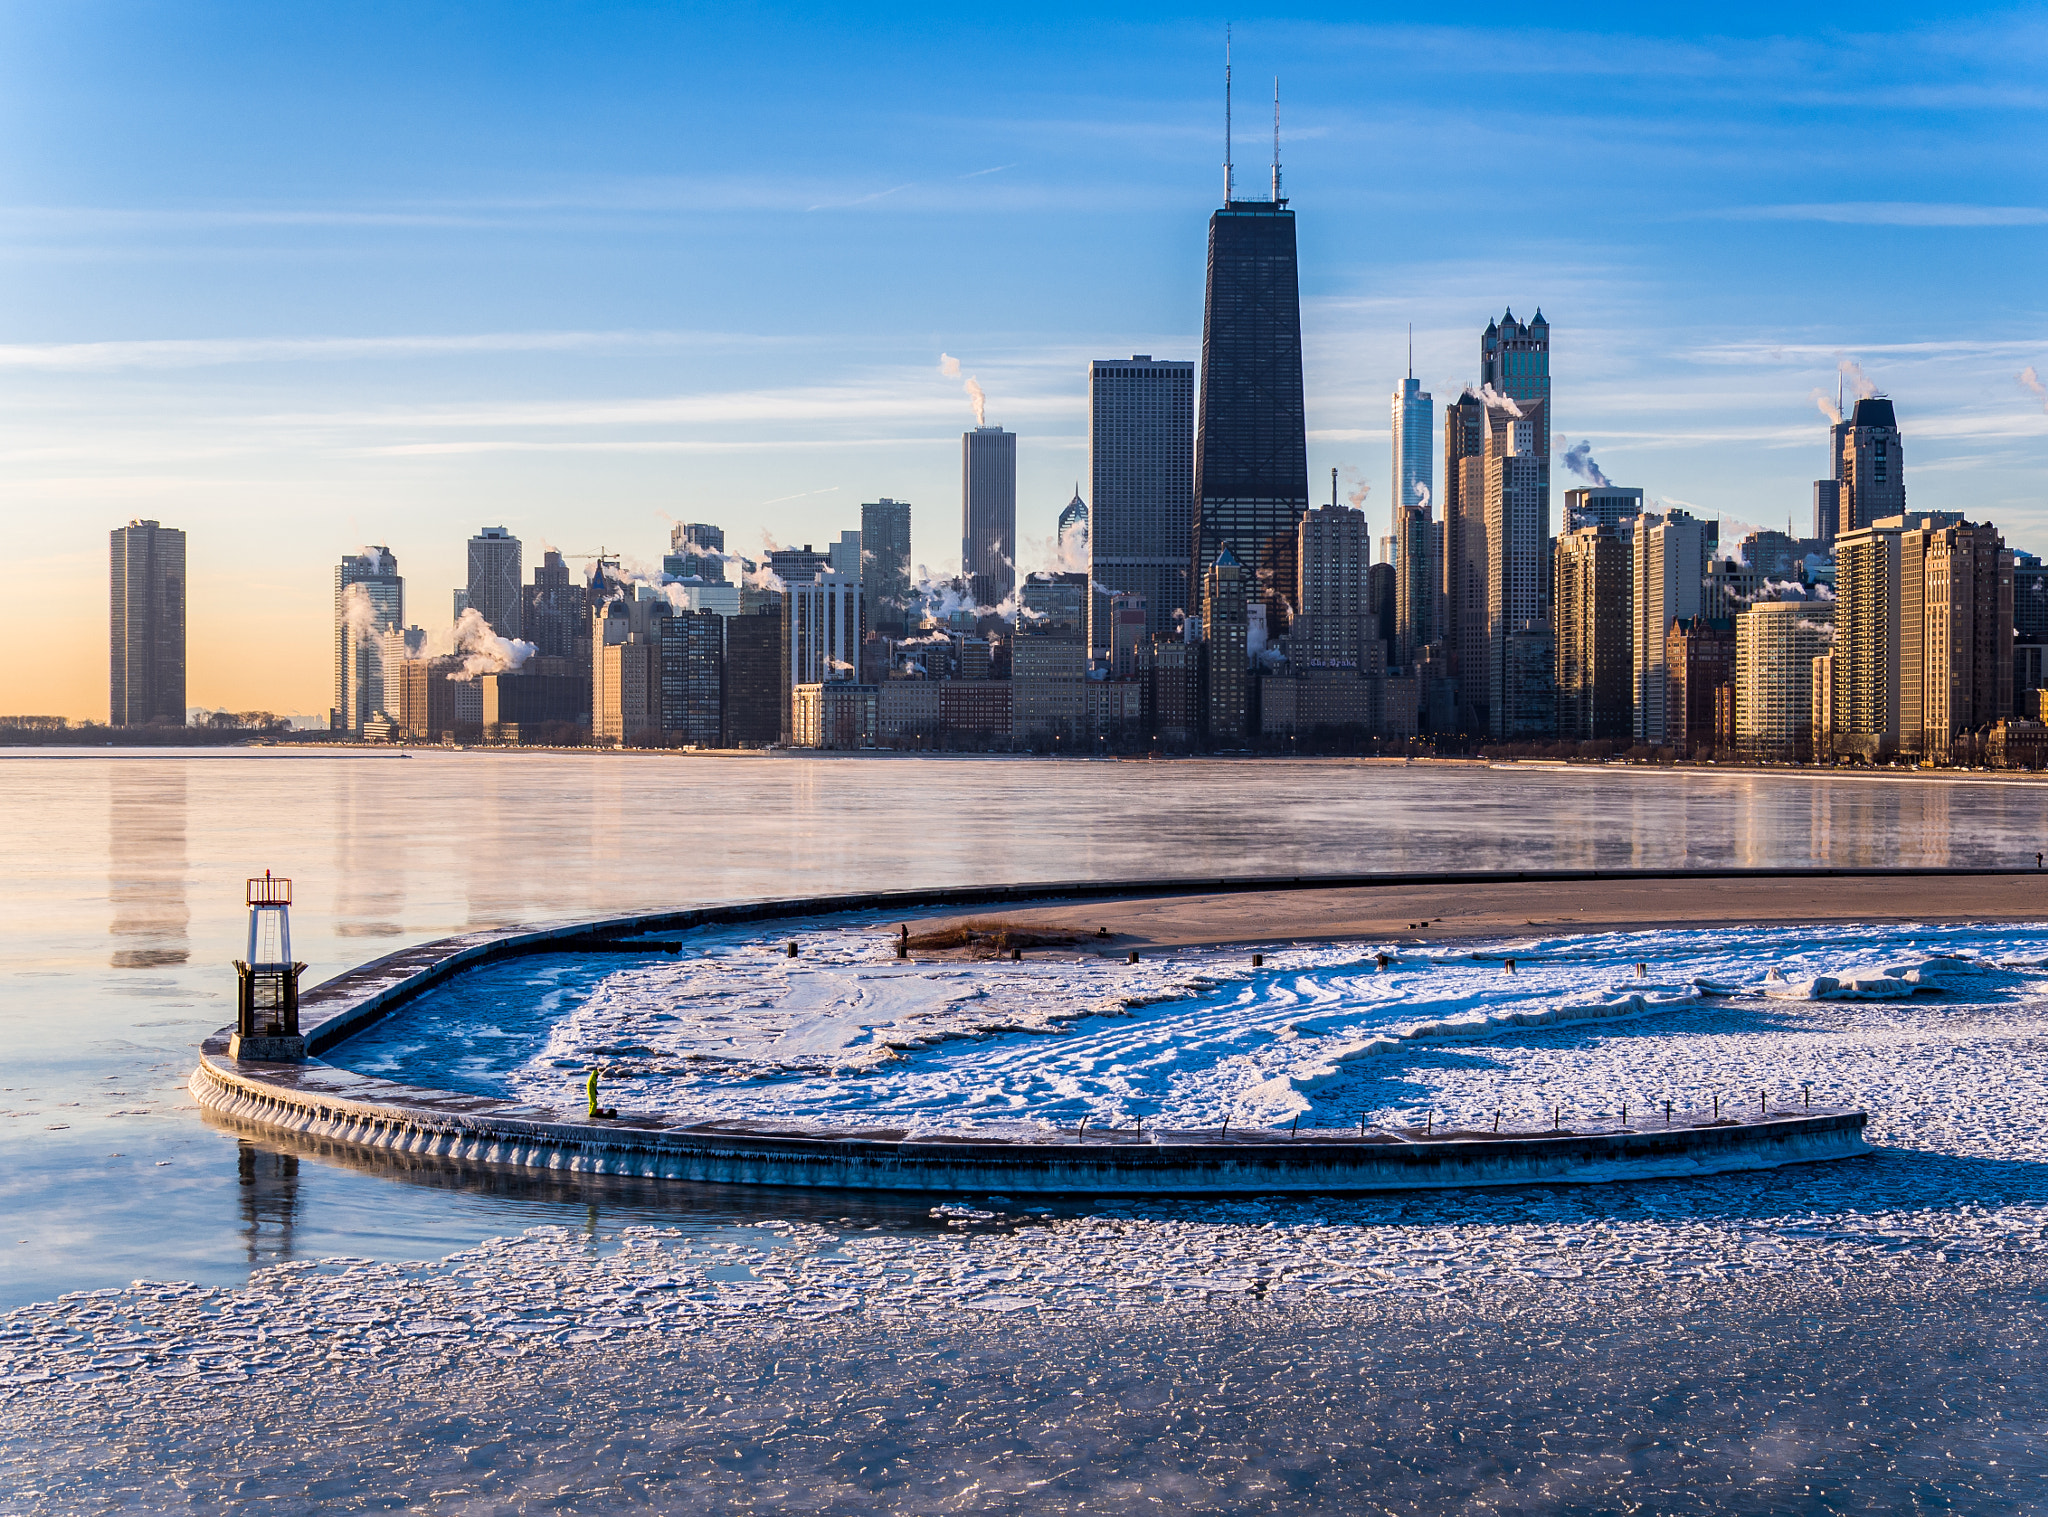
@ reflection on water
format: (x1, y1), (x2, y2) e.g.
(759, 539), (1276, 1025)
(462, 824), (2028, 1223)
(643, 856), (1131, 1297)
(235, 1140), (299, 1268)
(9, 750), (2048, 1310)
(107, 765), (187, 968)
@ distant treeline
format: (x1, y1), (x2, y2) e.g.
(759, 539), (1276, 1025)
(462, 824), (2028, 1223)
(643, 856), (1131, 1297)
(0, 713), (304, 746)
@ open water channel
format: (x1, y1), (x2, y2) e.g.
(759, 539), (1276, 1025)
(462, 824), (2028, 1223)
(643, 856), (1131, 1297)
(5, 750), (2048, 1511)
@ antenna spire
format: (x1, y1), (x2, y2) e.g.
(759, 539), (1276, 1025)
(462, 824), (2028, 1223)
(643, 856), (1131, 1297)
(1223, 26), (1234, 205)
(1271, 77), (1282, 202)
(1407, 323), (1413, 380)
(1331, 467), (1338, 509)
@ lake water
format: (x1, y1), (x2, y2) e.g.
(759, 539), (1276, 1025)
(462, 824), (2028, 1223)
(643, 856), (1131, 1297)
(6, 751), (2048, 1510)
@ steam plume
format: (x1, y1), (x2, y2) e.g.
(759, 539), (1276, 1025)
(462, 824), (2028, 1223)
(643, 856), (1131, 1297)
(1344, 469), (1370, 510)
(1412, 480), (1432, 513)
(1561, 439), (1610, 488)
(340, 583), (380, 638)
(2021, 366), (2048, 415)
(939, 352), (988, 426)
(1811, 390), (1842, 426)
(1477, 383), (1523, 417)
(432, 607), (536, 681)
(1838, 358), (1878, 401)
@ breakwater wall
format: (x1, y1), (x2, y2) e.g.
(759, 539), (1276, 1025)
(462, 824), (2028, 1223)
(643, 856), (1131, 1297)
(184, 868), (1908, 1195)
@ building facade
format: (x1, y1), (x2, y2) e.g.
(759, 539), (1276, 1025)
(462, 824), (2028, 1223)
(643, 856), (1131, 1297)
(1089, 356), (1194, 648)
(1202, 549), (1251, 742)
(1294, 503), (1372, 671)
(466, 526), (523, 639)
(334, 547), (403, 733)
(1484, 403), (1549, 738)
(1737, 600), (1832, 759)
(723, 607), (784, 746)
(1631, 510), (1711, 745)
(658, 607), (724, 747)
(779, 573), (863, 740)
(109, 519), (187, 727)
(1552, 525), (1632, 742)
(860, 499), (913, 636)
(665, 522), (727, 583)
(1837, 397), (1905, 537)
(1392, 371), (1434, 662)
(1665, 617), (1735, 757)
(1440, 389), (1489, 732)
(962, 427), (1017, 608)
(1480, 309), (1550, 509)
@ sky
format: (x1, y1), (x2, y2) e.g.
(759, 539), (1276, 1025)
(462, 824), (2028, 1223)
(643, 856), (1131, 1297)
(4, 1), (2047, 720)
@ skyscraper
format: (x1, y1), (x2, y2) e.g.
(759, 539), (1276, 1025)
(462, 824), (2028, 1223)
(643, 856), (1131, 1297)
(1484, 403), (1550, 738)
(860, 499), (913, 636)
(466, 527), (523, 639)
(1564, 486), (1646, 539)
(109, 519), (187, 727)
(1440, 389), (1489, 731)
(1632, 511), (1712, 744)
(1736, 600), (1833, 760)
(780, 573), (863, 739)
(828, 530), (862, 581)
(1837, 397), (1906, 537)
(962, 426), (1017, 608)
(1191, 114), (1308, 626)
(1553, 524), (1632, 742)
(1480, 309), (1550, 496)
(1392, 365), (1435, 665)
(523, 550), (587, 663)
(334, 548), (403, 733)
(1294, 501), (1372, 670)
(1058, 488), (1088, 548)
(1089, 355), (1194, 647)
(666, 523), (727, 582)
(1203, 548), (1250, 742)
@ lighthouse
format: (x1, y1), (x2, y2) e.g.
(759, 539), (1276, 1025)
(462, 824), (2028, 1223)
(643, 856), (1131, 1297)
(231, 872), (307, 1061)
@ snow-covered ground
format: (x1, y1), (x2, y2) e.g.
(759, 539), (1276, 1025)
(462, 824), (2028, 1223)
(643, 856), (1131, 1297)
(11, 918), (2048, 1440)
(335, 918), (2048, 1144)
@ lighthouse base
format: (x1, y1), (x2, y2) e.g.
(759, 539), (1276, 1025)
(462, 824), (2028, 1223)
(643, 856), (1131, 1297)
(229, 1032), (306, 1063)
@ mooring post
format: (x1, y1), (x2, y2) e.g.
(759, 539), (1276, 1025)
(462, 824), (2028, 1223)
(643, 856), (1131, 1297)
(1493, 1110), (1501, 1134)
(1804, 1083), (1811, 1109)
(787, 941), (799, 958)
(1128, 950), (1139, 964)
(1504, 958), (1517, 975)
(1252, 953), (1264, 968)
(1292, 1113), (1300, 1136)
(1665, 1100), (1673, 1125)
(897, 925), (908, 960)
(1376, 952), (1391, 969)
(1635, 963), (1647, 978)
(1713, 1094), (1720, 1119)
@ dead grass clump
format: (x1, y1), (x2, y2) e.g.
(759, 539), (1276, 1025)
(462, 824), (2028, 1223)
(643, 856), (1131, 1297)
(901, 917), (1081, 957)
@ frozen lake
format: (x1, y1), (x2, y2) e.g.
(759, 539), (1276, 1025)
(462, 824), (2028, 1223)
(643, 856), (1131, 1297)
(7, 750), (2048, 1508)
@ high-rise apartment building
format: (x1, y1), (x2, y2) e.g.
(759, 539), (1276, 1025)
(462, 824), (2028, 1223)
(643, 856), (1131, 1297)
(109, 519), (187, 727)
(466, 527), (523, 639)
(1192, 186), (1308, 626)
(860, 499), (913, 636)
(962, 426), (1017, 608)
(1089, 356), (1194, 649)
(1666, 616), (1735, 757)
(723, 608), (784, 747)
(1484, 402), (1549, 737)
(666, 523), (727, 582)
(1564, 487), (1646, 540)
(1202, 548), (1251, 742)
(334, 547), (403, 733)
(1913, 519), (2012, 761)
(1108, 592), (1150, 678)
(780, 573), (863, 739)
(658, 608), (724, 747)
(1439, 390), (1489, 731)
(1737, 600), (1833, 759)
(1837, 398), (1905, 538)
(1552, 525), (1632, 742)
(1294, 503), (1372, 670)
(1632, 511), (1712, 744)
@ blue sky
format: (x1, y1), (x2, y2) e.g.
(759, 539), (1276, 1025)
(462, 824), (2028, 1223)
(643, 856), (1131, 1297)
(5, 2), (2047, 715)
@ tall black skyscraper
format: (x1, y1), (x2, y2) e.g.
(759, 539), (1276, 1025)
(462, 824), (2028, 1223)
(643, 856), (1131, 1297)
(1191, 75), (1308, 625)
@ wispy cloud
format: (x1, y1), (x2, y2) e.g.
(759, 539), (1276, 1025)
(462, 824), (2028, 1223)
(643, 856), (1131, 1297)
(1709, 202), (2048, 227)
(0, 329), (796, 372)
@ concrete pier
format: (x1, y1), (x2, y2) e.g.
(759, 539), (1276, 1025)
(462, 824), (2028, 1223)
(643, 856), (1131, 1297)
(188, 871), (1894, 1195)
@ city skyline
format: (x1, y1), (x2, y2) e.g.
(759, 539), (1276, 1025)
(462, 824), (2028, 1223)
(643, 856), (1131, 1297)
(8, 5), (2048, 717)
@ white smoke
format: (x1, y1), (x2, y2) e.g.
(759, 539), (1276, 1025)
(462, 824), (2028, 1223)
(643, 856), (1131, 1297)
(939, 352), (988, 427)
(1560, 439), (1609, 488)
(1838, 358), (1878, 401)
(1346, 473), (1370, 510)
(340, 583), (379, 638)
(1412, 480), (1432, 513)
(425, 608), (536, 681)
(1025, 527), (1090, 577)
(2020, 366), (2048, 416)
(1478, 383), (1523, 417)
(1812, 390), (1842, 426)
